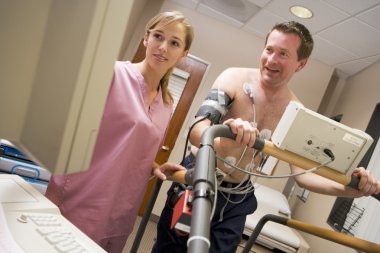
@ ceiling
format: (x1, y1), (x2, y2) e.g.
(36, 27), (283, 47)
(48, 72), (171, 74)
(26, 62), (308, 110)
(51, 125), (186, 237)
(169, 0), (380, 78)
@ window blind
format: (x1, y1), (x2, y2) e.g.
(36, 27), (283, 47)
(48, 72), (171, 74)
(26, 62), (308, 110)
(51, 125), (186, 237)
(168, 68), (190, 112)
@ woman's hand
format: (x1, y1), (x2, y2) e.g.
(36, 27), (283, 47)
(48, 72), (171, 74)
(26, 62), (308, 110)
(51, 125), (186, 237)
(153, 162), (186, 181)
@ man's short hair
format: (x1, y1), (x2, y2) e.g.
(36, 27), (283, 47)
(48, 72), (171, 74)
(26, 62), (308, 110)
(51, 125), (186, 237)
(265, 21), (314, 61)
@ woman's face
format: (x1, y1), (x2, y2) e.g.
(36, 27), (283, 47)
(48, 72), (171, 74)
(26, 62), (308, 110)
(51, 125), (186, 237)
(144, 21), (188, 72)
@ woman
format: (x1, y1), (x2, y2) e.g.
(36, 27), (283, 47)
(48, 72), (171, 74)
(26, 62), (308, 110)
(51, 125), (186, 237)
(45, 11), (194, 253)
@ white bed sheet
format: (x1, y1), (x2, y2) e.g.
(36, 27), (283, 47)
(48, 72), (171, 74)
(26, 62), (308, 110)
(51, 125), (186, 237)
(243, 183), (303, 252)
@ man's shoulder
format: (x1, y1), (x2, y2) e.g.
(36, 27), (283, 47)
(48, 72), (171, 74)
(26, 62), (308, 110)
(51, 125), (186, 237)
(214, 67), (260, 92)
(224, 66), (258, 73)
(220, 67), (259, 80)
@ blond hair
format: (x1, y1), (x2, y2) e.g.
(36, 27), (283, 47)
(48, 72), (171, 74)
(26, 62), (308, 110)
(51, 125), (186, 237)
(145, 11), (194, 105)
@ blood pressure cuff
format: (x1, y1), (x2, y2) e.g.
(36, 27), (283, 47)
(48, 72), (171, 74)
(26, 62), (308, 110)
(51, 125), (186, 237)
(195, 89), (233, 124)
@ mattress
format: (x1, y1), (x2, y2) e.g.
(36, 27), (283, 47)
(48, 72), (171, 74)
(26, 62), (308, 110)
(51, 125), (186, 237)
(243, 183), (306, 253)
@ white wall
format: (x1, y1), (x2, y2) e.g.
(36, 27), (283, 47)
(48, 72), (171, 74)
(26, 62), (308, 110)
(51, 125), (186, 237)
(0, 0), (136, 173)
(21, 0), (102, 171)
(0, 0), (51, 140)
(333, 60), (380, 131)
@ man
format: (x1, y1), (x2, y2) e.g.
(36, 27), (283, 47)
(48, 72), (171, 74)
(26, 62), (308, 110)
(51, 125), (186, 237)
(152, 21), (380, 253)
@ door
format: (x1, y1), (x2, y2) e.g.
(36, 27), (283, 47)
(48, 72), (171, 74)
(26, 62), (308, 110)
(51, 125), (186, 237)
(132, 41), (209, 215)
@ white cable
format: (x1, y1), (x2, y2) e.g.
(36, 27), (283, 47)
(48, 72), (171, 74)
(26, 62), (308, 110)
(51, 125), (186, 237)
(216, 155), (334, 179)
(218, 186), (255, 195)
(218, 179), (255, 195)
(234, 146), (248, 170)
(209, 172), (218, 222)
(214, 156), (333, 207)
(219, 188), (250, 204)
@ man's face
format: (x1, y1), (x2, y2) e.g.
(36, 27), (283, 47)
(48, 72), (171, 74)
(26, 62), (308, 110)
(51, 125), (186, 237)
(260, 29), (307, 87)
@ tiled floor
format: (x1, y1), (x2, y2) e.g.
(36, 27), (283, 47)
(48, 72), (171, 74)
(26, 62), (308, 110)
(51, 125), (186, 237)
(123, 216), (157, 253)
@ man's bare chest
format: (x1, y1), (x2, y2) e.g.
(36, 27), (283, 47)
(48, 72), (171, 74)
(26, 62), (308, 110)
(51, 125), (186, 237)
(226, 98), (284, 134)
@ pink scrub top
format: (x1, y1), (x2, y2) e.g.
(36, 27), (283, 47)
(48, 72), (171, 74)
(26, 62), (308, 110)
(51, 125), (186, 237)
(45, 61), (172, 242)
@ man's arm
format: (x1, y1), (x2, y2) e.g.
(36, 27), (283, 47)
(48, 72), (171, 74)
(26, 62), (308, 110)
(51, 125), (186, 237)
(290, 164), (380, 198)
(189, 68), (257, 148)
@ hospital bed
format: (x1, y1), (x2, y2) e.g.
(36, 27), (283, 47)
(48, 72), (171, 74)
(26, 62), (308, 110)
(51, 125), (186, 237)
(242, 183), (310, 253)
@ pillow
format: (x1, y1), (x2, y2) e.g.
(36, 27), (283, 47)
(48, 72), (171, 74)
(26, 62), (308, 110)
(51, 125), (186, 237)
(254, 183), (291, 217)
